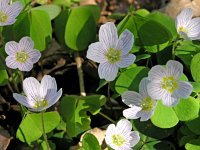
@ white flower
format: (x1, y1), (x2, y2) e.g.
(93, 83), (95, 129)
(86, 22), (136, 81)
(105, 119), (140, 150)
(5, 36), (41, 71)
(0, 0), (23, 26)
(13, 75), (62, 112)
(147, 60), (193, 107)
(175, 8), (200, 40)
(122, 78), (157, 121)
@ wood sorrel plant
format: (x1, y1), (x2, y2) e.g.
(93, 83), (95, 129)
(1, 0), (200, 149)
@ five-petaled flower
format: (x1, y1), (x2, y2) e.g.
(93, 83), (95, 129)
(87, 22), (136, 81)
(147, 60), (193, 107)
(5, 36), (41, 71)
(105, 119), (140, 150)
(13, 75), (63, 112)
(176, 8), (200, 40)
(0, 0), (23, 26)
(122, 78), (157, 121)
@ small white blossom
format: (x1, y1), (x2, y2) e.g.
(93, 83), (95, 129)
(176, 8), (200, 40)
(87, 22), (136, 81)
(122, 78), (157, 121)
(0, 0), (23, 26)
(13, 75), (62, 112)
(105, 119), (140, 150)
(5, 36), (41, 71)
(147, 60), (193, 107)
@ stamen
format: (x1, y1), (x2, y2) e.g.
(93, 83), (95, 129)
(141, 97), (153, 111)
(162, 76), (178, 93)
(34, 100), (48, 109)
(0, 11), (8, 23)
(106, 48), (121, 64)
(112, 134), (125, 146)
(15, 50), (28, 63)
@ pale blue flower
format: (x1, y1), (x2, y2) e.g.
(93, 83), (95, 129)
(0, 0), (23, 26)
(13, 75), (63, 112)
(87, 22), (136, 81)
(105, 119), (140, 150)
(147, 60), (193, 107)
(122, 78), (157, 121)
(176, 8), (200, 40)
(5, 36), (41, 71)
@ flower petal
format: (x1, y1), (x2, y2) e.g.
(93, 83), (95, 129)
(86, 42), (107, 63)
(5, 41), (18, 55)
(99, 22), (118, 49)
(166, 60), (183, 79)
(174, 81), (193, 98)
(13, 93), (34, 108)
(5, 56), (19, 69)
(147, 81), (164, 100)
(187, 18), (200, 40)
(23, 77), (40, 100)
(105, 124), (116, 148)
(98, 62), (118, 81)
(129, 131), (140, 147)
(19, 37), (34, 51)
(116, 54), (136, 68)
(148, 65), (166, 81)
(122, 91), (143, 107)
(18, 61), (33, 71)
(28, 49), (41, 63)
(116, 119), (132, 135)
(123, 107), (142, 119)
(116, 29), (134, 55)
(162, 92), (179, 106)
(47, 88), (62, 108)
(40, 75), (57, 98)
(137, 110), (154, 121)
(176, 8), (193, 30)
(139, 78), (150, 98)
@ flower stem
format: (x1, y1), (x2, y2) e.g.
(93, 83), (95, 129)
(74, 52), (86, 96)
(41, 111), (50, 150)
(107, 82), (110, 102)
(99, 112), (115, 123)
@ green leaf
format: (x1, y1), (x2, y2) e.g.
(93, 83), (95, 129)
(173, 97), (199, 121)
(151, 101), (179, 128)
(115, 66), (149, 94)
(139, 20), (171, 45)
(185, 139), (200, 150)
(191, 53), (200, 82)
(17, 112), (60, 143)
(30, 9), (52, 51)
(0, 58), (8, 86)
(141, 141), (176, 150)
(135, 9), (150, 17)
(65, 6), (97, 51)
(147, 11), (177, 40)
(59, 95), (106, 137)
(191, 82), (200, 93)
(132, 119), (174, 139)
(179, 135), (197, 147)
(33, 4), (61, 20)
(81, 133), (101, 150)
(176, 41), (200, 67)
(54, 9), (69, 46)
(186, 111), (200, 135)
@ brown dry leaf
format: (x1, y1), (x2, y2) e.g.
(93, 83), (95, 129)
(69, 127), (107, 150)
(80, 0), (97, 5)
(0, 129), (12, 150)
(161, 0), (200, 18)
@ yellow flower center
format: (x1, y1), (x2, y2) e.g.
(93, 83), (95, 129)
(112, 134), (126, 146)
(141, 97), (153, 111)
(33, 100), (48, 109)
(162, 76), (178, 93)
(106, 48), (121, 64)
(0, 11), (8, 23)
(16, 50), (28, 63)
(178, 26), (188, 34)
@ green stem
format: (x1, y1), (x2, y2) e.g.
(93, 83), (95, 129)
(41, 111), (50, 150)
(107, 82), (110, 102)
(99, 112), (115, 123)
